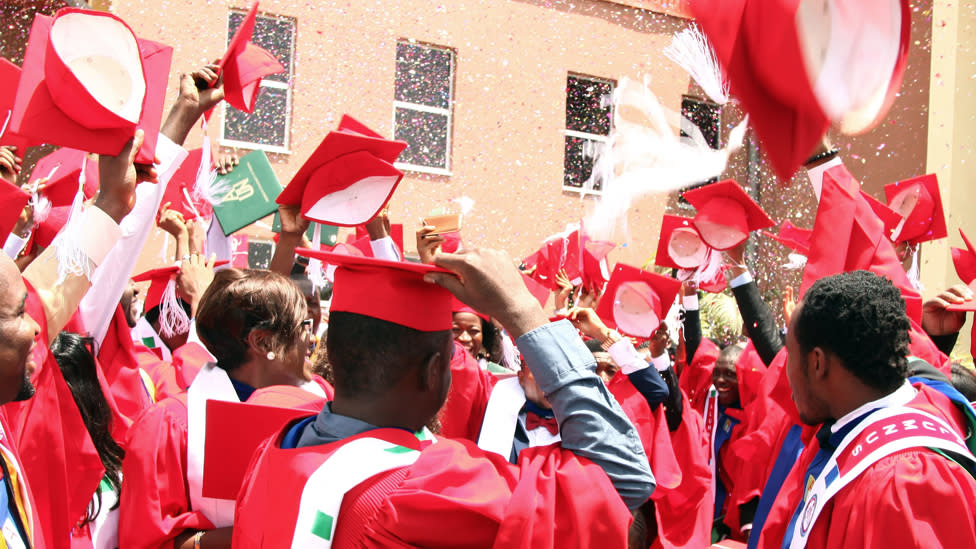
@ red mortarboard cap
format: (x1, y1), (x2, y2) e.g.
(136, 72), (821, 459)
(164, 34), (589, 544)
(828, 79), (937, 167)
(800, 165), (923, 322)
(296, 248), (453, 331)
(692, 0), (910, 181)
(683, 180), (774, 251)
(521, 272), (550, 310)
(762, 220), (812, 256)
(33, 205), (71, 249)
(451, 296), (489, 322)
(860, 190), (903, 241)
(947, 229), (976, 313)
(31, 147), (98, 207)
(596, 263), (681, 338)
(0, 58), (38, 151)
(132, 265), (179, 312)
(0, 178), (30, 244)
(130, 38), (173, 165)
(134, 261), (229, 311)
(884, 174), (946, 245)
(952, 229), (976, 286)
(160, 148), (214, 220)
(655, 215), (710, 270)
(10, 10), (141, 155)
(277, 116), (407, 226)
(218, 2), (285, 113)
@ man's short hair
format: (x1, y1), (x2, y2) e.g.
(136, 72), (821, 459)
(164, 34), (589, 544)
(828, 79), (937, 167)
(324, 311), (451, 398)
(794, 270), (910, 392)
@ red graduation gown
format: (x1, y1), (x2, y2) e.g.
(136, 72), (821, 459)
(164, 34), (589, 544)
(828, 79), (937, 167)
(756, 384), (976, 548)
(233, 425), (632, 548)
(437, 341), (497, 442)
(119, 380), (330, 549)
(651, 391), (714, 549)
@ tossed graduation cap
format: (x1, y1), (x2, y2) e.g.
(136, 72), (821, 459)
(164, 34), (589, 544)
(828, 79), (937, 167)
(160, 148), (214, 220)
(947, 229), (976, 313)
(762, 220), (812, 256)
(277, 115), (407, 227)
(884, 174), (946, 245)
(296, 248), (453, 332)
(0, 58), (38, 152)
(655, 215), (710, 271)
(596, 263), (681, 338)
(0, 178), (30, 244)
(692, 0), (911, 181)
(217, 1), (285, 113)
(860, 190), (904, 242)
(30, 147), (98, 208)
(9, 8), (172, 162)
(683, 180), (774, 251)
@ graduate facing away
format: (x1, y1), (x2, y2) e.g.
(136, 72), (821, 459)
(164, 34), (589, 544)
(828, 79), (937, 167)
(232, 247), (656, 548)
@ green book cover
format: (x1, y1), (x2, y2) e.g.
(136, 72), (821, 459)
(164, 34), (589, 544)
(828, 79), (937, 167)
(211, 151), (283, 236)
(271, 213), (339, 246)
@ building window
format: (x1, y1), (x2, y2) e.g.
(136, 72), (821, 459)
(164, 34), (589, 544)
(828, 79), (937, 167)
(247, 240), (274, 269)
(220, 9), (295, 153)
(393, 40), (455, 175)
(678, 95), (722, 205)
(563, 74), (614, 193)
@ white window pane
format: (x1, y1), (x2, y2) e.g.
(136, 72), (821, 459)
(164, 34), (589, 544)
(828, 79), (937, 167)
(395, 107), (449, 170)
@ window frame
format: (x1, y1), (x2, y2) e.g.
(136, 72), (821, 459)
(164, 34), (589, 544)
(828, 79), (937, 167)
(392, 40), (456, 176)
(218, 9), (296, 154)
(562, 73), (615, 196)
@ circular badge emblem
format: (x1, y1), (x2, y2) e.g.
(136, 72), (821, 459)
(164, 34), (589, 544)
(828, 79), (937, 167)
(800, 495), (818, 535)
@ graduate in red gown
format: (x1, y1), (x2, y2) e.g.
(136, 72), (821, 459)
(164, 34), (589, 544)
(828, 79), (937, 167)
(233, 247), (654, 547)
(119, 269), (332, 549)
(756, 271), (976, 548)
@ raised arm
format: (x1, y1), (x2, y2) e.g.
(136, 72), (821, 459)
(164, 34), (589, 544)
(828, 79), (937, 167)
(725, 241), (783, 366)
(428, 249), (655, 509)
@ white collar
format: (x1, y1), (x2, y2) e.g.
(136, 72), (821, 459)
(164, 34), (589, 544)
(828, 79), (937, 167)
(831, 380), (916, 433)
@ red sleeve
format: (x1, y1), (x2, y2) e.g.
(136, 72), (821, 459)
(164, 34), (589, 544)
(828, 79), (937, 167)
(810, 450), (976, 548)
(608, 372), (681, 491)
(437, 341), (496, 441)
(363, 439), (632, 548)
(3, 282), (104, 549)
(653, 394), (714, 549)
(119, 396), (214, 548)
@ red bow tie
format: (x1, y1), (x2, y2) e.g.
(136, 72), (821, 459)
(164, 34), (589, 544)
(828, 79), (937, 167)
(525, 411), (559, 435)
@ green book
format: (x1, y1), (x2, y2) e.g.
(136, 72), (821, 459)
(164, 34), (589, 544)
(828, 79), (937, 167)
(211, 151), (283, 236)
(271, 212), (339, 246)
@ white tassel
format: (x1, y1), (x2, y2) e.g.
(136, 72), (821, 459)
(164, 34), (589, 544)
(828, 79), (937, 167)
(308, 258), (329, 288)
(692, 249), (724, 286)
(783, 253), (808, 270)
(158, 276), (190, 338)
(192, 125), (231, 208)
(663, 26), (730, 105)
(32, 195), (51, 224)
(51, 191), (90, 284)
(907, 246), (923, 291)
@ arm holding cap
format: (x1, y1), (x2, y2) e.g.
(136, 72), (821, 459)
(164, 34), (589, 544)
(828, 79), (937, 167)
(427, 249), (654, 508)
(723, 239), (783, 366)
(80, 133), (188, 345)
(269, 203), (310, 276)
(161, 65), (225, 147)
(24, 131), (146, 343)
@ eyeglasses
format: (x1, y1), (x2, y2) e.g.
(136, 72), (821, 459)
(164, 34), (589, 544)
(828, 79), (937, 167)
(301, 319), (314, 339)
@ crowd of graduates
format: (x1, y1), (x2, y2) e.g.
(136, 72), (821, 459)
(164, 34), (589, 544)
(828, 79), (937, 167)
(0, 1), (974, 548)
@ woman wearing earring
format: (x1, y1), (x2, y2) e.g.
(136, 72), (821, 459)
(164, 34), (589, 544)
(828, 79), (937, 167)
(119, 269), (333, 549)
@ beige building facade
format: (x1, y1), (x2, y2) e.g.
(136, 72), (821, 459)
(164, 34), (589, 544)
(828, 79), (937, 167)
(2, 0), (975, 356)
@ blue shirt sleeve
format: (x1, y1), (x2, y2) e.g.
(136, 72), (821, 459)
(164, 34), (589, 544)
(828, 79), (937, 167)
(517, 320), (655, 509)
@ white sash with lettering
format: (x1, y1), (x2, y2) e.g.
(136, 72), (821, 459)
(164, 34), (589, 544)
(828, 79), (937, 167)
(290, 429), (436, 548)
(788, 406), (975, 549)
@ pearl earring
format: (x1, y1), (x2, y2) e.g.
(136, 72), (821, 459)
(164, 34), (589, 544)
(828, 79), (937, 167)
(266, 351), (276, 361)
